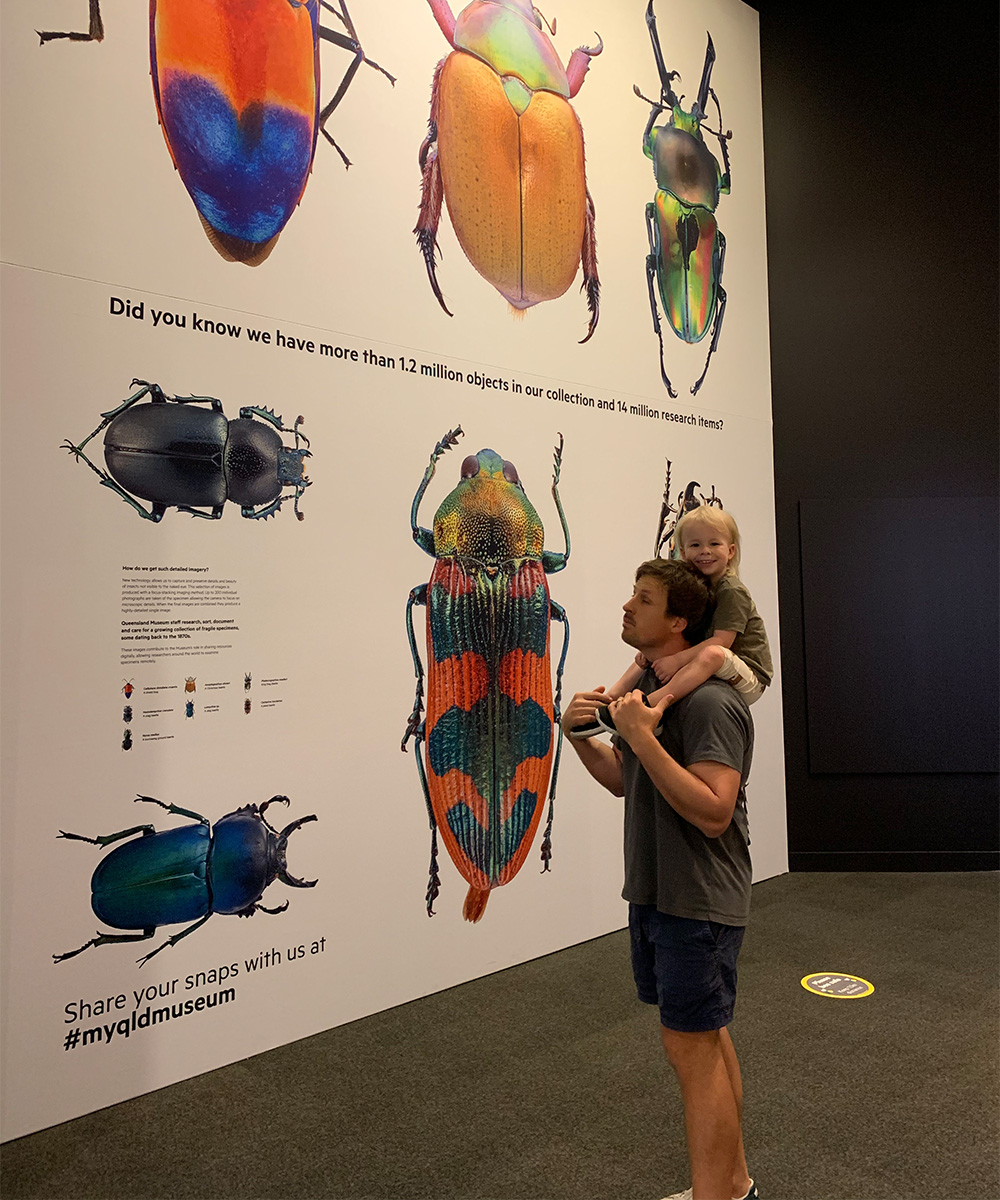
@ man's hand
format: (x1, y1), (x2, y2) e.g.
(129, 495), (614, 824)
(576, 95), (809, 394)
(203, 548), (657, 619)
(562, 686), (624, 795)
(560, 686), (610, 736)
(610, 690), (672, 746)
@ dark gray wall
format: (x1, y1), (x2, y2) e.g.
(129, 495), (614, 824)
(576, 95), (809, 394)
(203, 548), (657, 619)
(754, 2), (999, 869)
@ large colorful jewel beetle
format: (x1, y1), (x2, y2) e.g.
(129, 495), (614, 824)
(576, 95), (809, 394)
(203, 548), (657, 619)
(402, 428), (570, 921)
(415, 0), (601, 340)
(39, 0), (394, 265)
(55, 795), (317, 966)
(635, 0), (731, 395)
(62, 379), (312, 521)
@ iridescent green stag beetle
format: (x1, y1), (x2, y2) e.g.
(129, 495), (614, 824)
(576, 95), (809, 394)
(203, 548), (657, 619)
(635, 0), (732, 397)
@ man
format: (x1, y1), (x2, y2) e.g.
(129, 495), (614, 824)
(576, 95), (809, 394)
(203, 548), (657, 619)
(562, 558), (757, 1200)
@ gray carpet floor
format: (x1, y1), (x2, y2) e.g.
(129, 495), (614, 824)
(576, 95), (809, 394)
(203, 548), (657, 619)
(2, 872), (998, 1200)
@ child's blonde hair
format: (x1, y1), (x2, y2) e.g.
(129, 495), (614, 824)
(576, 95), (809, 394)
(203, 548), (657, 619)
(674, 505), (742, 576)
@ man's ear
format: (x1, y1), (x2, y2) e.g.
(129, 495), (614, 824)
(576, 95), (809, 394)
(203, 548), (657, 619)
(669, 614), (688, 635)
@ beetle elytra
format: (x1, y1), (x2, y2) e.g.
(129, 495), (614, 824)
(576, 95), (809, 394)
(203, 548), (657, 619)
(416, 0), (601, 340)
(38, 0), (394, 264)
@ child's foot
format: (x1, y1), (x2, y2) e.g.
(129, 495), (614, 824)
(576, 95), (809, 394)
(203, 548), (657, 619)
(594, 696), (663, 738)
(568, 717), (604, 739)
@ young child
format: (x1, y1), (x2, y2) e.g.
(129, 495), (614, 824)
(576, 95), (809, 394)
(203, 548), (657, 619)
(571, 505), (772, 737)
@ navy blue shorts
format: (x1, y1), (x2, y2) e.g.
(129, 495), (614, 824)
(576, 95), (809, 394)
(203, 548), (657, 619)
(628, 903), (745, 1032)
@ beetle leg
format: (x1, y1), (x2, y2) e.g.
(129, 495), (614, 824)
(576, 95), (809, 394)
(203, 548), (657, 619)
(319, 0), (396, 85)
(706, 87), (733, 193)
(176, 504), (225, 520)
(408, 698), (441, 915)
(424, 0), (457, 43)
(578, 189), (600, 344)
(37, 0), (103, 44)
(635, 88), (667, 158)
(413, 742), (441, 917)
(644, 203), (678, 398)
(691, 233), (726, 396)
(94, 478), (166, 522)
(565, 33), (603, 99)
(539, 601), (570, 871)
(402, 585), (429, 751)
(401, 583), (440, 914)
(134, 795), (211, 825)
(415, 61), (453, 317)
(64, 381), (162, 459)
(318, 0), (396, 169)
(238, 497), (281, 520)
(54, 929), (155, 964)
(57, 824), (155, 847)
(136, 914), (212, 967)
(168, 392), (224, 411)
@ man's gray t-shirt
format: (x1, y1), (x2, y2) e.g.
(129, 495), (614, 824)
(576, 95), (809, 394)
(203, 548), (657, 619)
(619, 675), (753, 926)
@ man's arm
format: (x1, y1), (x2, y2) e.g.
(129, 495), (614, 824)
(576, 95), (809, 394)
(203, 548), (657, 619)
(561, 688), (624, 796)
(611, 692), (740, 837)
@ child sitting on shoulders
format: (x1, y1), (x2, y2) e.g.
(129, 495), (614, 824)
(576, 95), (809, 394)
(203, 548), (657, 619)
(571, 505), (772, 737)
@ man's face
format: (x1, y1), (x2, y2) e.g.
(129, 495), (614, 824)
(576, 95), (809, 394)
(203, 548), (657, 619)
(622, 576), (675, 653)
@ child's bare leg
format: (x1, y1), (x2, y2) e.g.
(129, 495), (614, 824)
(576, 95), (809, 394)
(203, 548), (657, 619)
(650, 645), (727, 708)
(608, 660), (644, 699)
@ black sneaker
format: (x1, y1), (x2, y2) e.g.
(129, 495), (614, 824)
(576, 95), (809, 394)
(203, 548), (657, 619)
(568, 715), (605, 739)
(596, 696), (663, 738)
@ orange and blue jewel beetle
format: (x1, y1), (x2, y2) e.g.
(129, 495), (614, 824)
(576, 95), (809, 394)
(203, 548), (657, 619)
(402, 428), (571, 922)
(39, 0), (394, 265)
(415, 0), (601, 340)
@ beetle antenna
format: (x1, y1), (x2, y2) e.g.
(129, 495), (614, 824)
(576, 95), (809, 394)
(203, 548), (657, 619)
(633, 84), (663, 112)
(258, 795), (290, 817)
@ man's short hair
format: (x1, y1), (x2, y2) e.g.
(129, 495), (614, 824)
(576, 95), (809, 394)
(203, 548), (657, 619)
(634, 558), (709, 637)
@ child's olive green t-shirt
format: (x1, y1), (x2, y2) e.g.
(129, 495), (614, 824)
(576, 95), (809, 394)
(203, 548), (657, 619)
(709, 575), (773, 686)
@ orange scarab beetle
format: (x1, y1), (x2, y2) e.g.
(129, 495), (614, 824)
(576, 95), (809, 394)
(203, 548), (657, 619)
(415, 0), (601, 341)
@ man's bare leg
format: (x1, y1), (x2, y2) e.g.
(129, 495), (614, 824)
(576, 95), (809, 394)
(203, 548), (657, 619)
(660, 1026), (740, 1199)
(720, 1027), (752, 1198)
